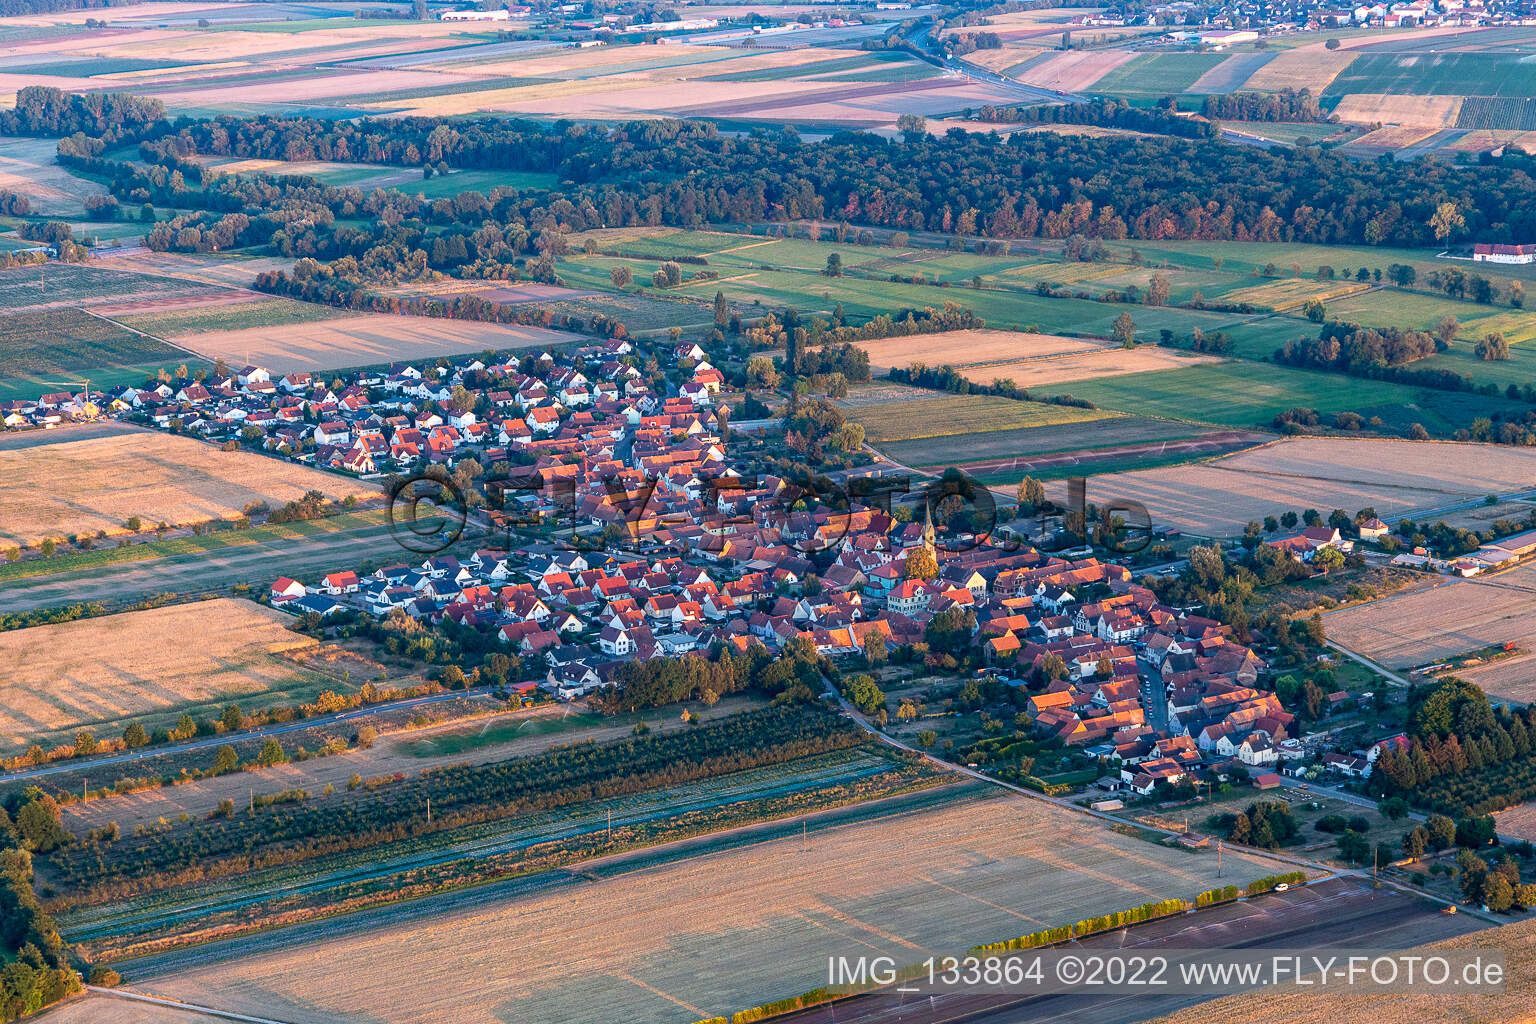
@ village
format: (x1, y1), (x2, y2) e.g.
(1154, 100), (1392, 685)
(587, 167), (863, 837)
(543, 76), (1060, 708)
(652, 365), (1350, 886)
(0, 326), (1424, 812)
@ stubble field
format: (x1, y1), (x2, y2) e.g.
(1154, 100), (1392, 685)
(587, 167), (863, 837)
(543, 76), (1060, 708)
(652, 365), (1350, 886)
(0, 429), (371, 547)
(169, 313), (581, 372)
(852, 329), (1095, 372)
(0, 598), (318, 753)
(959, 347), (1222, 388)
(128, 791), (1279, 1024)
(1084, 436), (1536, 536)
(1323, 567), (1536, 670)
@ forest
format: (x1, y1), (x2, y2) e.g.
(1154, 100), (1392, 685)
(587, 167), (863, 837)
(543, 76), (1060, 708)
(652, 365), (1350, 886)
(12, 86), (1536, 259)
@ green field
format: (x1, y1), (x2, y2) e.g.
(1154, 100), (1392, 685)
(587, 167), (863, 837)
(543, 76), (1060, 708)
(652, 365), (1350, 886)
(0, 264), (213, 314)
(0, 307), (183, 380)
(1089, 52), (1227, 96)
(847, 393), (1109, 443)
(116, 298), (358, 337)
(871, 415), (1203, 469)
(1054, 360), (1523, 433)
(1324, 53), (1536, 97)
(1456, 96), (1536, 130)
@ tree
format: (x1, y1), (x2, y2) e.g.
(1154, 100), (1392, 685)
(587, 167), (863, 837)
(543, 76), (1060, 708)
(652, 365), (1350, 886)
(823, 253), (843, 277)
(895, 113), (927, 141)
(843, 673), (886, 715)
(1146, 273), (1170, 306)
(1016, 475), (1045, 510)
(16, 793), (68, 853)
(1337, 829), (1371, 865)
(1401, 825), (1429, 860)
(1325, 37), (1341, 49)
(221, 704), (244, 732)
(1112, 311), (1136, 348)
(213, 744), (238, 774)
(1434, 315), (1461, 347)
(1302, 298), (1326, 322)
(257, 737), (286, 766)
(74, 729), (96, 755)
(862, 630), (887, 666)
(713, 290), (729, 327)
(610, 265), (632, 288)
(1312, 546), (1346, 572)
(1484, 873), (1515, 912)
(123, 722), (148, 748)
(746, 355), (780, 390)
(1426, 813), (1457, 851)
(1430, 201), (1465, 243)
(905, 546), (938, 580)
(1476, 332), (1510, 361)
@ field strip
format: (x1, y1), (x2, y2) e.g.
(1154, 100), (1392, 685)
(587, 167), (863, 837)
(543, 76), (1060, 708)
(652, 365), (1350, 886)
(707, 239), (781, 255)
(85, 986), (297, 1024)
(680, 271), (758, 287)
(78, 306), (206, 363)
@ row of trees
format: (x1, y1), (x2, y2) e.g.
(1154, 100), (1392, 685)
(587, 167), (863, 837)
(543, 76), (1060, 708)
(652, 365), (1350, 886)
(0, 790), (81, 1022)
(49, 705), (862, 903)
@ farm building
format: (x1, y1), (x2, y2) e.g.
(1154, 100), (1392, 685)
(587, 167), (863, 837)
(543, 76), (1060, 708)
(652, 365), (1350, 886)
(1472, 243), (1536, 264)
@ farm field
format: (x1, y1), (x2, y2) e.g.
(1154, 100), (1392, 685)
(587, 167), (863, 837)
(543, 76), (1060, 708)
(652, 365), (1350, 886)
(1049, 360), (1504, 433)
(169, 313), (581, 372)
(1239, 46), (1358, 93)
(1331, 93), (1464, 127)
(1017, 50), (1136, 92)
(1084, 436), (1536, 537)
(0, 597), (322, 754)
(850, 329), (1095, 372)
(871, 416), (1234, 474)
(0, 134), (107, 216)
(64, 695), (768, 832)
(846, 392), (1110, 443)
(1088, 52), (1227, 97)
(122, 789), (1280, 1024)
(0, 428), (371, 548)
(1323, 571), (1536, 670)
(958, 347), (1223, 388)
(112, 296), (361, 337)
(1325, 52), (1536, 98)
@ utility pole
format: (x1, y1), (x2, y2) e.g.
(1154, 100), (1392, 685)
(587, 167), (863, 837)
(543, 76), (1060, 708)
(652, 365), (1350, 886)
(607, 808), (611, 839)
(427, 797), (431, 825)
(250, 788), (254, 813)
(1217, 839), (1222, 878)
(802, 820), (808, 853)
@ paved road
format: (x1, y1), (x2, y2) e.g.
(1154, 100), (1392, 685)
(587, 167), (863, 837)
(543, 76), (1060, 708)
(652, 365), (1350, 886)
(1323, 640), (1411, 688)
(770, 877), (1484, 1024)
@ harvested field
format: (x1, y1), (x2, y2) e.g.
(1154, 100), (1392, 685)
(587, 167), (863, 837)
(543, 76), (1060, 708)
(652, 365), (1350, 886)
(852, 329), (1095, 372)
(129, 791), (1280, 1024)
(1188, 52), (1277, 93)
(1240, 47), (1357, 93)
(958, 347), (1222, 388)
(1323, 571), (1536, 670)
(1083, 436), (1536, 537)
(1448, 650), (1536, 707)
(1345, 125), (1442, 151)
(0, 135), (106, 216)
(25, 995), (226, 1024)
(1018, 49), (1136, 92)
(0, 598), (317, 753)
(0, 429), (371, 548)
(849, 393), (1109, 442)
(1332, 92), (1464, 127)
(962, 46), (1045, 74)
(170, 313), (579, 372)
